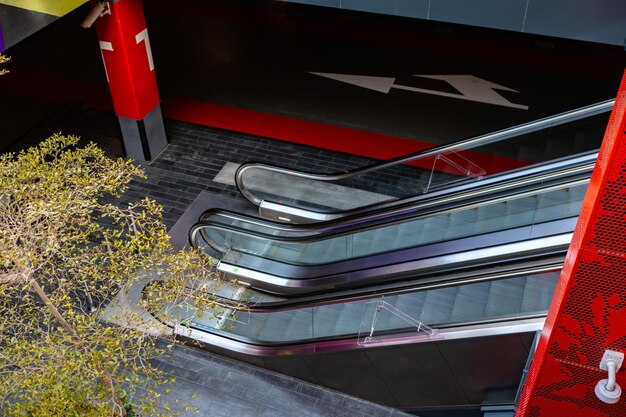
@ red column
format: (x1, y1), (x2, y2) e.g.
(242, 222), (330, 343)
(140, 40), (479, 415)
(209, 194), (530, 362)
(516, 70), (626, 416)
(95, 0), (167, 161)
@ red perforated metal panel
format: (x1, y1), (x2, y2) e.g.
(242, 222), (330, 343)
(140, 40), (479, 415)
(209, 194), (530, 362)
(516, 70), (626, 416)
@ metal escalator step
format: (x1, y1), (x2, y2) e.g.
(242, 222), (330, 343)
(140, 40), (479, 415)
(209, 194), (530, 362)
(471, 218), (504, 235)
(422, 214), (450, 232)
(472, 203), (506, 234)
(442, 208), (477, 240)
(225, 312), (270, 339)
(243, 310), (313, 342)
(450, 281), (492, 322)
(383, 292), (428, 330)
(476, 202), (507, 219)
(502, 196), (536, 227)
(541, 188), (570, 204)
(484, 278), (526, 318)
(533, 203), (566, 223)
(567, 185), (587, 202)
(352, 231), (374, 256)
(312, 303), (365, 338)
(225, 234), (271, 257)
(367, 229), (402, 254)
(394, 221), (425, 248)
(521, 273), (559, 313)
(534, 189), (571, 222)
(447, 208), (478, 226)
(329, 302), (373, 336)
(352, 226), (398, 256)
(419, 287), (459, 325)
(418, 214), (452, 245)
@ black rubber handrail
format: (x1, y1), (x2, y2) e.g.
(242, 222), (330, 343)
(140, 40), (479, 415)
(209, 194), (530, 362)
(235, 100), (613, 208)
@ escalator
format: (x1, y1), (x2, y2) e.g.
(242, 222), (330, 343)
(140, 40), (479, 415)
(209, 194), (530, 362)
(166, 259), (560, 349)
(188, 101), (611, 296)
(191, 151), (593, 295)
(163, 101), (613, 414)
(234, 100), (612, 224)
(149, 257), (560, 413)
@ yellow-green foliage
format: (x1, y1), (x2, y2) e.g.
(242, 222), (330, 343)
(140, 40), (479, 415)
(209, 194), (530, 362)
(0, 54), (9, 75)
(0, 134), (221, 417)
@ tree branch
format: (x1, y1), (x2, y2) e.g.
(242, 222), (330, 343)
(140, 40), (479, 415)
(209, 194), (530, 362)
(27, 272), (79, 340)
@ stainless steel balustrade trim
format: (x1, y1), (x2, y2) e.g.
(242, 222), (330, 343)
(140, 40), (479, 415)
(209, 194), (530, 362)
(214, 233), (573, 290)
(258, 152), (597, 222)
(196, 261), (563, 312)
(191, 177), (589, 248)
(235, 99), (613, 206)
(172, 316), (546, 356)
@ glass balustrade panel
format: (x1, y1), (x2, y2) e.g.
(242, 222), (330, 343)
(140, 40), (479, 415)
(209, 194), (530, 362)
(196, 183), (587, 266)
(238, 112), (608, 214)
(150, 270), (559, 345)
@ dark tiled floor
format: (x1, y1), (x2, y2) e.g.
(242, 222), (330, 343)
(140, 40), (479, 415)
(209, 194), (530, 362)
(16, 107), (434, 229)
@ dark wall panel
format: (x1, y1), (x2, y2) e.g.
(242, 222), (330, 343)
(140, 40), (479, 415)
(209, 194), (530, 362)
(437, 333), (533, 404)
(365, 342), (470, 407)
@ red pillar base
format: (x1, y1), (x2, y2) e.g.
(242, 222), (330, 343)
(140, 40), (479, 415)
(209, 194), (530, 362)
(118, 103), (167, 162)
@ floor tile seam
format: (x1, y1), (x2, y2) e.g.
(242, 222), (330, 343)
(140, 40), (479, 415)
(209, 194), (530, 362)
(139, 166), (216, 185)
(126, 187), (206, 199)
(238, 385), (318, 416)
(175, 347), (275, 378)
(145, 159), (227, 173)
(250, 371), (304, 393)
(232, 374), (308, 394)
(152, 356), (207, 371)
(158, 367), (250, 392)
(339, 392), (395, 416)
(152, 357), (207, 373)
(188, 350), (333, 398)
(316, 396), (371, 414)
(243, 364), (397, 417)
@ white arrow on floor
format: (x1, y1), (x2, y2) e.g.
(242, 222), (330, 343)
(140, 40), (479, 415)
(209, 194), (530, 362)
(309, 72), (529, 110)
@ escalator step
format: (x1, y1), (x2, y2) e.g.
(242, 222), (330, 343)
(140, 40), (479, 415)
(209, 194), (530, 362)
(485, 278), (526, 318)
(521, 273), (559, 313)
(443, 208), (477, 240)
(419, 287), (459, 325)
(383, 292), (428, 330)
(313, 302), (367, 338)
(450, 281), (492, 322)
(502, 196), (536, 228)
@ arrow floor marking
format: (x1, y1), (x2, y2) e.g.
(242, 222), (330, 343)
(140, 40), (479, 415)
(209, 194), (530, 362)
(310, 72), (529, 110)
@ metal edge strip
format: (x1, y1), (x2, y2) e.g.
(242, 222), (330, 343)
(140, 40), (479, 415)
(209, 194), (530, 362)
(174, 317), (546, 356)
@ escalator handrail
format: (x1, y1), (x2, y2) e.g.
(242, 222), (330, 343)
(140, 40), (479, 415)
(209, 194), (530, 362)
(169, 261), (563, 313)
(190, 176), (590, 250)
(235, 99), (614, 206)
(171, 317), (545, 355)
(199, 153), (596, 240)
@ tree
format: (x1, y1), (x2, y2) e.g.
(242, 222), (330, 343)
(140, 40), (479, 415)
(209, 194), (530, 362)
(0, 134), (224, 416)
(0, 54), (9, 75)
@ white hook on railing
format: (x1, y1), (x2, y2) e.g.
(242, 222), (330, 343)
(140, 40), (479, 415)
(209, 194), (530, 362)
(595, 350), (624, 404)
